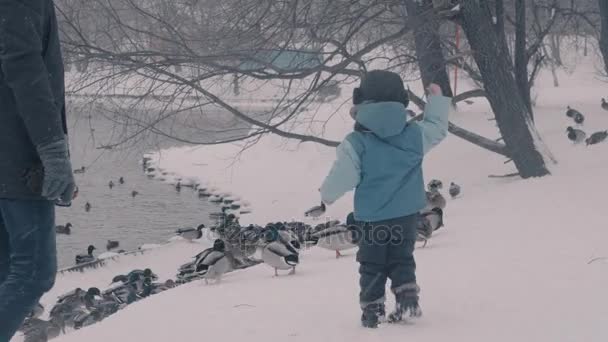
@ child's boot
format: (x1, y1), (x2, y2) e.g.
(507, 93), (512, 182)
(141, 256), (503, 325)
(361, 302), (385, 328)
(388, 283), (422, 323)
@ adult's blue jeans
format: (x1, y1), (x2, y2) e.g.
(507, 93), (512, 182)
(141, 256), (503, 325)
(0, 199), (57, 342)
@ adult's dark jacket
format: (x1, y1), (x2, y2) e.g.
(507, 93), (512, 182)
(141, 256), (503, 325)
(0, 0), (67, 199)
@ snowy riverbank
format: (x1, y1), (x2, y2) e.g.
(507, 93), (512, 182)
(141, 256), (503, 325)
(37, 52), (608, 342)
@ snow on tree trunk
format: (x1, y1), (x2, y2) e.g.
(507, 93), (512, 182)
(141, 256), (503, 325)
(460, 0), (551, 178)
(404, 0), (510, 157)
(599, 0), (608, 75)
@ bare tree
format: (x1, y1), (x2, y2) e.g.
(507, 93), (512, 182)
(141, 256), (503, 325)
(457, 0), (551, 178)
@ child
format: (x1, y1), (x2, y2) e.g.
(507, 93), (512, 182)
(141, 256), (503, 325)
(316, 70), (450, 328)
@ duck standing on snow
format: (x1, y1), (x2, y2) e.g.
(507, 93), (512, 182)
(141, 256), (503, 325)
(73, 166), (86, 174)
(56, 222), (72, 235)
(119, 177), (125, 184)
(424, 188), (446, 212)
(75, 245), (96, 264)
(261, 226), (299, 276)
(573, 112), (585, 126)
(566, 106), (583, 118)
(586, 130), (608, 146)
(131, 190), (139, 198)
(449, 182), (461, 198)
(427, 179), (443, 192)
(310, 221), (357, 258)
(566, 126), (586, 144)
(177, 239), (231, 284)
(176, 224), (206, 242)
(108, 180), (114, 189)
(416, 208), (444, 244)
(601, 98), (608, 111)
(84, 202), (92, 212)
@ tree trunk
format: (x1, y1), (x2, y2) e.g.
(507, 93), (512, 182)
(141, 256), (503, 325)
(514, 0), (534, 118)
(404, 0), (510, 158)
(599, 0), (608, 75)
(404, 0), (453, 95)
(460, 0), (550, 178)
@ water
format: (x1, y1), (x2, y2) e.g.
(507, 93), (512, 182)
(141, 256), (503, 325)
(55, 99), (253, 268)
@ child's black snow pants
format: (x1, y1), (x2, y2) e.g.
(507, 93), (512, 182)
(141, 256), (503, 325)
(352, 213), (419, 308)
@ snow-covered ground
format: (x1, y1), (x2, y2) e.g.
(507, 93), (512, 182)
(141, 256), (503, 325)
(16, 49), (608, 341)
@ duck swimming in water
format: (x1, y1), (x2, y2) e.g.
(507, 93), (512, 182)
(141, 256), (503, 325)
(176, 224), (206, 242)
(56, 222), (72, 235)
(261, 226), (300, 276)
(106, 240), (120, 250)
(75, 245), (96, 264)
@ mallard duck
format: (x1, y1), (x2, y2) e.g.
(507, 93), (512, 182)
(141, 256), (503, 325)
(75, 245), (96, 264)
(417, 208), (444, 245)
(49, 288), (88, 330)
(178, 240), (231, 284)
(427, 179), (443, 192)
(84, 202), (92, 212)
(131, 190), (139, 198)
(566, 126), (586, 144)
(566, 106), (583, 118)
(586, 130), (608, 146)
(119, 177), (125, 184)
(73, 166), (86, 174)
(106, 240), (120, 250)
(424, 189), (446, 211)
(175, 181), (182, 192)
(573, 112), (585, 125)
(449, 182), (461, 198)
(311, 223), (357, 258)
(176, 224), (205, 242)
(209, 195), (223, 203)
(261, 227), (299, 276)
(56, 222), (72, 235)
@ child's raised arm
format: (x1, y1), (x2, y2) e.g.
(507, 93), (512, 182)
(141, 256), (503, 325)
(319, 139), (361, 205)
(417, 84), (451, 154)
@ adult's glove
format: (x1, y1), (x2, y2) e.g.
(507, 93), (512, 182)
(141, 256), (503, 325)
(37, 139), (76, 203)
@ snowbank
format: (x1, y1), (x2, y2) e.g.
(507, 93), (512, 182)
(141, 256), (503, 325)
(44, 51), (608, 342)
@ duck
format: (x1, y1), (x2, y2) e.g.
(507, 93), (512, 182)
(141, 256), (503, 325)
(175, 181), (181, 192)
(75, 245), (96, 264)
(573, 112), (585, 125)
(566, 126), (586, 144)
(73, 166), (86, 174)
(209, 195), (223, 203)
(566, 106), (583, 118)
(84, 202), (92, 212)
(424, 189), (446, 211)
(449, 182), (461, 198)
(586, 130), (608, 146)
(261, 226), (299, 276)
(20, 317), (63, 341)
(427, 179), (443, 192)
(417, 208), (444, 245)
(108, 181), (114, 189)
(602, 98), (608, 111)
(106, 240), (120, 251)
(178, 240), (231, 284)
(119, 177), (125, 185)
(49, 288), (88, 330)
(310, 222), (357, 258)
(131, 190), (139, 198)
(175, 224), (206, 242)
(56, 222), (72, 235)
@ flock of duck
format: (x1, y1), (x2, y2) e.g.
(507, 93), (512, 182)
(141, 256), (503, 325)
(23, 151), (461, 341)
(565, 101), (608, 146)
(19, 269), (175, 341)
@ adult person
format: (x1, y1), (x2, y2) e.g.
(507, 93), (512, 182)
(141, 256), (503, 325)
(0, 0), (76, 339)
